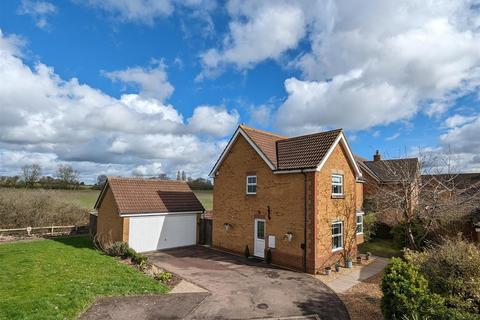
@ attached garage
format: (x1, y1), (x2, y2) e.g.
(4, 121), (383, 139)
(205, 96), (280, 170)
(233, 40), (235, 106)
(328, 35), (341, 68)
(94, 177), (205, 253)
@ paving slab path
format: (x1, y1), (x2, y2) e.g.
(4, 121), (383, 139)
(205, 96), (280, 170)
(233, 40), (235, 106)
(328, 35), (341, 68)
(325, 258), (389, 293)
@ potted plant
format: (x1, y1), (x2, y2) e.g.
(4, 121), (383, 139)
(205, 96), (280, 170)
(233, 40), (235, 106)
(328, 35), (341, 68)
(325, 266), (331, 275)
(356, 256), (362, 264)
(345, 257), (353, 268)
(335, 261), (340, 272)
(366, 252), (371, 260)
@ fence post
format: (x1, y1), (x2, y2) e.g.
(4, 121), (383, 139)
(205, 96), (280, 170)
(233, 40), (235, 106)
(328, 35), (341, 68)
(51, 226), (54, 236)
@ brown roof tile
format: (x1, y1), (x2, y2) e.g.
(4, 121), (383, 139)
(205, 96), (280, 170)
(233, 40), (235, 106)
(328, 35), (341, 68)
(363, 158), (419, 182)
(104, 177), (204, 214)
(276, 129), (342, 170)
(240, 125), (287, 167)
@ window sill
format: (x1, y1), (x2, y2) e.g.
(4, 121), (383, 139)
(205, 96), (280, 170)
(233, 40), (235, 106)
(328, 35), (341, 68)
(356, 232), (364, 236)
(332, 247), (344, 253)
(331, 194), (345, 199)
(246, 193), (257, 196)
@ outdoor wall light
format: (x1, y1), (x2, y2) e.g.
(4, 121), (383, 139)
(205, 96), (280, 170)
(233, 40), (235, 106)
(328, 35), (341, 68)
(284, 232), (293, 242)
(224, 223), (232, 231)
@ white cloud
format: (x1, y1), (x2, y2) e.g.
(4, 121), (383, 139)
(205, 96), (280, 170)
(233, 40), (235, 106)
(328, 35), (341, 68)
(443, 114), (477, 128)
(276, 1), (480, 133)
(249, 104), (272, 127)
(198, 0), (307, 79)
(385, 133), (400, 141)
(81, 0), (174, 25)
(103, 61), (174, 101)
(17, 0), (57, 29)
(187, 106), (239, 136)
(0, 30), (238, 181)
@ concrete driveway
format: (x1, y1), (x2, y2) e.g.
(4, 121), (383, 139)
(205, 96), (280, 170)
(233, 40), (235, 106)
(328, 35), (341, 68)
(147, 246), (349, 320)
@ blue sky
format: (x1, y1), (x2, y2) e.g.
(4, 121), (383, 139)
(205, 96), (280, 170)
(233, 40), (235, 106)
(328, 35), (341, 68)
(1, 0), (480, 182)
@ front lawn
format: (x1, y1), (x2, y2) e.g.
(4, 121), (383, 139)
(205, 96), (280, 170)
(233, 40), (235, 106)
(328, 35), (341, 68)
(0, 236), (168, 319)
(358, 238), (402, 258)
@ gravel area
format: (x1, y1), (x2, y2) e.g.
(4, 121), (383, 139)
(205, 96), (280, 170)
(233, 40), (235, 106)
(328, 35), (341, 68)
(339, 271), (384, 320)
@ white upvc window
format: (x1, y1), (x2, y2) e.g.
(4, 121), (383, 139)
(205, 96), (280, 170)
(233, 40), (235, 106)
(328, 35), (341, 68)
(332, 174), (344, 196)
(331, 221), (343, 251)
(356, 211), (364, 235)
(246, 175), (257, 194)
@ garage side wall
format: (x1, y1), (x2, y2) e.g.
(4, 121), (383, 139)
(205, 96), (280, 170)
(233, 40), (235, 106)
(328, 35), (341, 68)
(96, 187), (128, 243)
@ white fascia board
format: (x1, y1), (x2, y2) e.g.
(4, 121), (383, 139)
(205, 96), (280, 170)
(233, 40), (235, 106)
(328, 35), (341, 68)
(119, 211), (203, 218)
(316, 132), (363, 179)
(209, 126), (275, 177)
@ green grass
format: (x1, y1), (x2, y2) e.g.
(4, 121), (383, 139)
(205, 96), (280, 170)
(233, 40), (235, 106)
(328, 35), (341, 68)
(0, 236), (167, 320)
(194, 190), (213, 210)
(54, 189), (100, 209)
(358, 238), (402, 258)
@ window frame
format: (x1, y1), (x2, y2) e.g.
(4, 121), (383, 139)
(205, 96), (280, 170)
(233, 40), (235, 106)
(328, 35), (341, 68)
(331, 174), (344, 196)
(331, 221), (344, 252)
(246, 175), (257, 195)
(356, 211), (364, 235)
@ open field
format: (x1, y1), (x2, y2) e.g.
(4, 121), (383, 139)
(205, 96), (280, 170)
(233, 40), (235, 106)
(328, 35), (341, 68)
(193, 190), (213, 210)
(0, 236), (167, 319)
(0, 188), (213, 211)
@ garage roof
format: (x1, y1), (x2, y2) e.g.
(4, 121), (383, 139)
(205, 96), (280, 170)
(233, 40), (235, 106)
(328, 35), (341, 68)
(95, 177), (205, 215)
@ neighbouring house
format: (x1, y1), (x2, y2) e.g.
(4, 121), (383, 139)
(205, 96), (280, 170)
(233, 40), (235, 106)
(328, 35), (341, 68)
(209, 125), (365, 274)
(94, 177), (205, 252)
(355, 152), (420, 227)
(421, 173), (480, 242)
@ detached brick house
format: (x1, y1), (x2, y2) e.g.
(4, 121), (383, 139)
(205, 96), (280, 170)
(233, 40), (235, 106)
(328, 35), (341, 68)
(210, 125), (365, 274)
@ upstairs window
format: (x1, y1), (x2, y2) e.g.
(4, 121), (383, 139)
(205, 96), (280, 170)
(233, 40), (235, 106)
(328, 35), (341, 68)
(356, 212), (364, 235)
(332, 174), (344, 196)
(332, 221), (343, 251)
(246, 175), (257, 194)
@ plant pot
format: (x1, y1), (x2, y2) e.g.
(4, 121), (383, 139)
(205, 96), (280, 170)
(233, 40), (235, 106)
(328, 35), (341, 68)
(325, 267), (331, 275)
(335, 265), (340, 272)
(356, 256), (362, 264)
(366, 252), (371, 260)
(345, 260), (353, 268)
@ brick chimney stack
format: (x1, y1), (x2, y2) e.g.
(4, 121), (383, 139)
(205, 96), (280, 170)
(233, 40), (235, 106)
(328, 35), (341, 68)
(373, 150), (381, 161)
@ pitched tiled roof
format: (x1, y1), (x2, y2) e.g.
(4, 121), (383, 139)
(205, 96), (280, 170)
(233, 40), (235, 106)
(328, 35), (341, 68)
(276, 129), (343, 170)
(422, 173), (480, 190)
(362, 158), (419, 182)
(98, 177), (204, 214)
(240, 125), (287, 167)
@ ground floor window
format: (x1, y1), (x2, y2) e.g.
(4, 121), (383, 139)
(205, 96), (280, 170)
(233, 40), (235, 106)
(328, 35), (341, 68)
(331, 221), (343, 251)
(356, 212), (364, 235)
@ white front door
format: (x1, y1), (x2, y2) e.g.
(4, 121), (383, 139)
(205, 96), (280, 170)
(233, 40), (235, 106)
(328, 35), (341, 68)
(254, 219), (266, 258)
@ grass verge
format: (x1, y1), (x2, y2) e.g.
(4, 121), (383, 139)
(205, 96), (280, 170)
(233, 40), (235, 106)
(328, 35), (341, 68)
(358, 238), (402, 258)
(0, 236), (167, 319)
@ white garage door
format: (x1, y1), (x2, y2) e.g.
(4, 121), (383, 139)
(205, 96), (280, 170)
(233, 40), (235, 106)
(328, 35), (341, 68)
(128, 213), (197, 253)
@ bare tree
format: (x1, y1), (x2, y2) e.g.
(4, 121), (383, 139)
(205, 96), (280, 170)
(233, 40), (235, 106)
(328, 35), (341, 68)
(369, 151), (480, 249)
(56, 164), (79, 189)
(21, 164), (41, 188)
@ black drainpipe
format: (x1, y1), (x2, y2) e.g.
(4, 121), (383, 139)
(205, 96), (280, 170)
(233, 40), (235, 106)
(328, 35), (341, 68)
(302, 170), (307, 273)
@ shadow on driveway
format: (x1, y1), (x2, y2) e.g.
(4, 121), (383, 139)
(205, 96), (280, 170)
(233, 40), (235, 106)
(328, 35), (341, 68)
(148, 246), (350, 320)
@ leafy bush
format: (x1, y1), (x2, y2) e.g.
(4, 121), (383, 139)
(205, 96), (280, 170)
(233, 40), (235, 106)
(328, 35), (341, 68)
(391, 219), (427, 249)
(381, 258), (444, 319)
(0, 189), (89, 228)
(155, 271), (173, 284)
(363, 212), (377, 241)
(405, 238), (480, 314)
(130, 250), (147, 265)
(107, 242), (129, 258)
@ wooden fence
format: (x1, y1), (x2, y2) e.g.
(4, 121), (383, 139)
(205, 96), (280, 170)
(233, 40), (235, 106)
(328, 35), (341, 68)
(0, 224), (89, 237)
